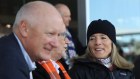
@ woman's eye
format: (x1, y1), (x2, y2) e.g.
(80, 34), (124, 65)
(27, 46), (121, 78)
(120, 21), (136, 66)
(101, 37), (106, 39)
(90, 37), (95, 40)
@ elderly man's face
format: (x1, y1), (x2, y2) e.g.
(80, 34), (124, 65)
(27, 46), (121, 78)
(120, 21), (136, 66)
(24, 15), (66, 62)
(50, 33), (69, 61)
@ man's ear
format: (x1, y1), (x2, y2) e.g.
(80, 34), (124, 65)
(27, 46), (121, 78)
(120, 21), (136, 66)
(18, 21), (29, 37)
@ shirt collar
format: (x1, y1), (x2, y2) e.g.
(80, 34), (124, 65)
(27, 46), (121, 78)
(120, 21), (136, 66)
(14, 33), (36, 71)
(50, 59), (60, 73)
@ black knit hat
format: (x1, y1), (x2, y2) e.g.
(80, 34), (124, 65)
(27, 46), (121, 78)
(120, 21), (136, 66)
(87, 19), (116, 45)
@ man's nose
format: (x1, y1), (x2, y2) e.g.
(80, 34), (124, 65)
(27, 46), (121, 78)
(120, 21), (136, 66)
(51, 37), (59, 48)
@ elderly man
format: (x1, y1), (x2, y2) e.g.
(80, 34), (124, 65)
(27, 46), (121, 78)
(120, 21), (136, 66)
(0, 1), (65, 79)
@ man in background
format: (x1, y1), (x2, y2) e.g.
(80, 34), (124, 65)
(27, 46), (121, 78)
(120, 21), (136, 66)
(55, 3), (84, 71)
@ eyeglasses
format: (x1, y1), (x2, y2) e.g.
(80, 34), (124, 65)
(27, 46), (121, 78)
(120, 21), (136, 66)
(58, 32), (67, 40)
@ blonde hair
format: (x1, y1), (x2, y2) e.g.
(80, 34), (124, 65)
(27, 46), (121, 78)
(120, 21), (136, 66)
(111, 43), (134, 70)
(80, 43), (134, 70)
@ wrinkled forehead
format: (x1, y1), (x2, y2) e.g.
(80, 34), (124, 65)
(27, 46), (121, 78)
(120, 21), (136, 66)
(50, 18), (65, 32)
(32, 6), (66, 34)
(39, 18), (66, 34)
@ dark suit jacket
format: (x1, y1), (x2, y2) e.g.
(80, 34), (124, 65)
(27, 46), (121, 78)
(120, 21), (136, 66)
(0, 33), (30, 79)
(32, 62), (50, 79)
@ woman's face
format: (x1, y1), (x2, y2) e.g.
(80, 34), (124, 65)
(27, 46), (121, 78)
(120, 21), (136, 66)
(88, 33), (112, 59)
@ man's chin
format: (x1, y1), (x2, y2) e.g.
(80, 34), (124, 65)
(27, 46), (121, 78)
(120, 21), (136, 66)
(41, 56), (51, 61)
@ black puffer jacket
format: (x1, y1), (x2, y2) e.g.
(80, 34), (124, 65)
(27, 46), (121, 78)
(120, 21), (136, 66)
(69, 58), (134, 79)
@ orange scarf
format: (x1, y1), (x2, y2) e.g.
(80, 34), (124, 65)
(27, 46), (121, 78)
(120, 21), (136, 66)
(39, 60), (71, 79)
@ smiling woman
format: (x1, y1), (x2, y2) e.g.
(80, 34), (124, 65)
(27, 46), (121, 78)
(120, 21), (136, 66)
(69, 19), (134, 79)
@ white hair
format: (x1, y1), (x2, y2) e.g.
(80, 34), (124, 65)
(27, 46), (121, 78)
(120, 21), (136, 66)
(13, 1), (53, 29)
(13, 2), (35, 28)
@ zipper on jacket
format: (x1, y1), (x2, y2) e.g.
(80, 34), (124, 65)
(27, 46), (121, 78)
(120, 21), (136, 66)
(111, 72), (115, 79)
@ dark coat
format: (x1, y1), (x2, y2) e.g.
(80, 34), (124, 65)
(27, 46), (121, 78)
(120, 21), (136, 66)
(0, 33), (30, 79)
(134, 55), (140, 79)
(69, 58), (134, 79)
(32, 62), (50, 79)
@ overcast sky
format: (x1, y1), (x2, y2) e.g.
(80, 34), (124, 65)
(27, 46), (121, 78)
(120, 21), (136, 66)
(88, 0), (140, 34)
